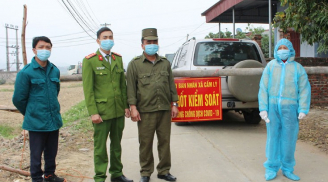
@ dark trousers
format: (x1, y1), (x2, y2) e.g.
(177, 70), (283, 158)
(29, 130), (59, 182)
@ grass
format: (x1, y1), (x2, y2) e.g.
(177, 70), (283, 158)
(62, 100), (93, 132)
(0, 125), (16, 138)
(0, 100), (91, 139)
(0, 88), (14, 92)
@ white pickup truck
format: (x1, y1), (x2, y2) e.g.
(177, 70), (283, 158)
(171, 38), (267, 124)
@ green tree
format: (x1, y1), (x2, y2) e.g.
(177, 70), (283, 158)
(261, 33), (274, 58)
(273, 0), (328, 53)
(204, 24), (273, 58)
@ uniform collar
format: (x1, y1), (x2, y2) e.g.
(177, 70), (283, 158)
(98, 49), (112, 62)
(141, 52), (161, 63)
(31, 57), (52, 69)
(98, 48), (111, 57)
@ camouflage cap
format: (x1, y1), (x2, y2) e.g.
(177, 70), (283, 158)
(142, 28), (158, 40)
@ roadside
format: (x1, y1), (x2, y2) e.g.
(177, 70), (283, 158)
(0, 82), (327, 182)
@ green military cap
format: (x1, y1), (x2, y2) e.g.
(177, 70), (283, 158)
(142, 28), (158, 40)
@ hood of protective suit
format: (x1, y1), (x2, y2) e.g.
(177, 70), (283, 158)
(274, 38), (296, 62)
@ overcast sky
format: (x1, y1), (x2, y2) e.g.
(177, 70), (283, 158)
(0, 0), (268, 71)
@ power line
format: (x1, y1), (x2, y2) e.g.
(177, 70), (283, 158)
(75, 0), (100, 29)
(84, 0), (102, 25)
(59, 0), (96, 40)
(65, 0), (96, 34)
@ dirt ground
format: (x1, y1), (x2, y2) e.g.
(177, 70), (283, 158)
(0, 81), (327, 182)
(0, 81), (94, 182)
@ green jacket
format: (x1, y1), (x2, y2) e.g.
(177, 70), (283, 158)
(126, 53), (178, 112)
(82, 50), (128, 120)
(12, 57), (62, 132)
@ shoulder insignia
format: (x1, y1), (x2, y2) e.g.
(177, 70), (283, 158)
(112, 52), (122, 57)
(160, 56), (167, 60)
(133, 56), (141, 60)
(85, 53), (97, 59)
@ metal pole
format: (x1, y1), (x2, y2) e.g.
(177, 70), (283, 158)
(232, 7), (235, 38)
(59, 67), (328, 82)
(16, 29), (20, 71)
(218, 23), (221, 38)
(100, 23), (111, 27)
(6, 26), (10, 71)
(269, 0), (272, 58)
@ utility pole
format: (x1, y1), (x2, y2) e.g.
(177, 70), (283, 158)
(186, 34), (189, 41)
(15, 28), (20, 71)
(21, 5), (28, 66)
(5, 23), (19, 72)
(5, 25), (9, 71)
(100, 23), (111, 27)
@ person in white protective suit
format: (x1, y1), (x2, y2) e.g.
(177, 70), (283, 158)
(258, 38), (311, 181)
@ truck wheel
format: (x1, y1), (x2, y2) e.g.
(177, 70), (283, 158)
(227, 60), (264, 102)
(174, 122), (189, 126)
(242, 109), (261, 124)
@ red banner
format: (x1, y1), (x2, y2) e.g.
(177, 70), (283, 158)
(172, 77), (222, 122)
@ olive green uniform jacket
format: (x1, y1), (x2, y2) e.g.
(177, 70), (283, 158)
(82, 50), (128, 119)
(126, 53), (178, 112)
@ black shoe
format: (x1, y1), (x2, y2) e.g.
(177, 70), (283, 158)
(139, 176), (150, 182)
(111, 175), (134, 182)
(43, 174), (66, 182)
(157, 173), (176, 181)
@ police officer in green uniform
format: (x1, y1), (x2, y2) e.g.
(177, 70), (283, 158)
(82, 27), (133, 182)
(126, 28), (179, 182)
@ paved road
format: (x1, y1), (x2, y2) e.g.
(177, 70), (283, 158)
(87, 111), (328, 182)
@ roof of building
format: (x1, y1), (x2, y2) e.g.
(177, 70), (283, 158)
(201, 0), (279, 23)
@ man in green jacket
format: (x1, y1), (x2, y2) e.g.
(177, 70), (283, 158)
(12, 36), (66, 182)
(82, 27), (133, 182)
(126, 28), (179, 182)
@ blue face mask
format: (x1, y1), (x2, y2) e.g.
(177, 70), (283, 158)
(36, 49), (51, 61)
(277, 49), (290, 61)
(100, 39), (114, 51)
(145, 44), (159, 56)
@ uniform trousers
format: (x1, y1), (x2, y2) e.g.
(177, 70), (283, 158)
(29, 130), (59, 182)
(264, 104), (299, 173)
(93, 116), (125, 182)
(138, 110), (172, 177)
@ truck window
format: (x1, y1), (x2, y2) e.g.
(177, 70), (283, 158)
(193, 42), (261, 66)
(68, 65), (76, 70)
(176, 43), (189, 68)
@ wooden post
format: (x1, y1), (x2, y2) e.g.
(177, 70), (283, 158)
(0, 165), (30, 176)
(21, 5), (27, 66)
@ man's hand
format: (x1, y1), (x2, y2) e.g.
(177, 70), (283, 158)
(91, 114), (103, 124)
(130, 105), (141, 122)
(171, 106), (179, 118)
(125, 108), (131, 118)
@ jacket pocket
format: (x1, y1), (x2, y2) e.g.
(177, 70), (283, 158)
(50, 77), (60, 94)
(31, 79), (46, 96)
(95, 98), (107, 115)
(116, 68), (124, 74)
(95, 70), (108, 76)
(94, 70), (108, 84)
(160, 71), (169, 83)
(31, 78), (46, 84)
(138, 73), (151, 86)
